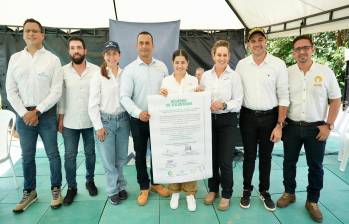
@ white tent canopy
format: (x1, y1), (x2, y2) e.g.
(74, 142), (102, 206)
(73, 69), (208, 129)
(1, 0), (349, 37)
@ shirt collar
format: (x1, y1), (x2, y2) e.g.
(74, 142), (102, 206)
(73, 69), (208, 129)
(24, 46), (46, 56)
(211, 65), (233, 76)
(248, 53), (270, 65)
(136, 56), (155, 65)
(107, 66), (122, 78)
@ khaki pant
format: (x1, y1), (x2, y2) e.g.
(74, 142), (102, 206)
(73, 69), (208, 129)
(168, 181), (197, 195)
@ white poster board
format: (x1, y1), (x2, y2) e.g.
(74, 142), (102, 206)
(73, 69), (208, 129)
(148, 92), (212, 183)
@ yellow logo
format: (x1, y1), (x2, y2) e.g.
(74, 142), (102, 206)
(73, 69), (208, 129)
(314, 75), (323, 86)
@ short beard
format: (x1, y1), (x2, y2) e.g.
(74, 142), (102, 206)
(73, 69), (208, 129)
(71, 54), (85, 64)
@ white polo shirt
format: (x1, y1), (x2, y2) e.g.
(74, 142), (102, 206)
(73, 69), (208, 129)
(287, 62), (341, 122)
(58, 61), (99, 129)
(236, 53), (289, 110)
(201, 65), (243, 113)
(161, 73), (198, 94)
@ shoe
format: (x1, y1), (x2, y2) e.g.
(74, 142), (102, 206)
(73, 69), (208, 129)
(218, 198), (230, 211)
(186, 195), (196, 212)
(110, 194), (121, 205)
(63, 187), (77, 206)
(305, 201), (323, 223)
(240, 189), (251, 209)
(51, 187), (63, 209)
(204, 192), (218, 205)
(13, 190), (38, 213)
(170, 193), (180, 209)
(151, 184), (171, 197)
(277, 192), (296, 208)
(119, 190), (128, 200)
(86, 180), (98, 196)
(137, 189), (150, 206)
(260, 191), (276, 211)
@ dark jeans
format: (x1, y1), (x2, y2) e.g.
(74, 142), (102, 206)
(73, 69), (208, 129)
(16, 106), (62, 190)
(129, 116), (155, 190)
(239, 107), (278, 192)
(208, 112), (237, 199)
(62, 127), (95, 188)
(282, 121), (326, 203)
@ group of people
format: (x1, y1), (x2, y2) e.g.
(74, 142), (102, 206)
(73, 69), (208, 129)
(5, 18), (341, 223)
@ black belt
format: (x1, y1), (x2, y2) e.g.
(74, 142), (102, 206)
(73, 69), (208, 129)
(241, 106), (278, 116)
(286, 118), (325, 127)
(211, 112), (237, 119)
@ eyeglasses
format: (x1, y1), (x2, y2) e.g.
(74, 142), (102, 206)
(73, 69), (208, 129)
(293, 45), (313, 53)
(23, 29), (41, 34)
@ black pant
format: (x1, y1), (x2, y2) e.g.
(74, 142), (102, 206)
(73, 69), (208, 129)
(129, 116), (155, 190)
(282, 120), (326, 203)
(239, 107), (278, 192)
(208, 112), (237, 199)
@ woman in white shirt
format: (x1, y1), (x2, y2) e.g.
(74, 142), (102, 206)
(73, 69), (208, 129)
(159, 49), (199, 212)
(88, 41), (130, 205)
(201, 40), (243, 211)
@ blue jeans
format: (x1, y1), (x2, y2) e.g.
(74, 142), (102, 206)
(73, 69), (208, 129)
(96, 112), (130, 197)
(62, 127), (95, 188)
(282, 122), (326, 203)
(16, 107), (62, 190)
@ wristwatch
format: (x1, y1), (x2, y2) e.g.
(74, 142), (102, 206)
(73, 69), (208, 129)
(276, 121), (284, 128)
(222, 102), (227, 110)
(325, 122), (334, 130)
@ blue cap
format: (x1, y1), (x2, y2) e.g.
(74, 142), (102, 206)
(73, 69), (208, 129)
(103, 41), (120, 52)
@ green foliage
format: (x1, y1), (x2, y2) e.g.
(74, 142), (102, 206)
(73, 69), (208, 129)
(267, 31), (348, 90)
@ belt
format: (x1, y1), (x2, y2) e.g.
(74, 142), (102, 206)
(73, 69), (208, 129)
(101, 111), (127, 120)
(286, 118), (325, 127)
(241, 106), (278, 116)
(211, 112), (237, 119)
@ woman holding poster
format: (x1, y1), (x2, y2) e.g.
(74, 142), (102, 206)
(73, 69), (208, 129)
(159, 49), (199, 212)
(200, 40), (243, 211)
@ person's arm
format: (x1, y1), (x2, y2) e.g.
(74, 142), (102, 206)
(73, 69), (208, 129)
(225, 72), (243, 112)
(88, 74), (103, 130)
(120, 68), (142, 118)
(36, 57), (63, 113)
(5, 55), (28, 117)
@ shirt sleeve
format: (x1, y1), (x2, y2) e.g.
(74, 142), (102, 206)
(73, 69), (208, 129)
(276, 61), (290, 107)
(120, 67), (142, 118)
(5, 55), (28, 117)
(226, 72), (243, 112)
(36, 57), (63, 113)
(57, 77), (66, 114)
(327, 67), (342, 99)
(88, 74), (103, 130)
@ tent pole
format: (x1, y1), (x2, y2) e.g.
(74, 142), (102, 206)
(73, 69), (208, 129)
(113, 0), (118, 20)
(224, 0), (248, 29)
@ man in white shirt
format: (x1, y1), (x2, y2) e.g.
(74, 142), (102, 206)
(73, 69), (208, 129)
(236, 27), (289, 212)
(120, 31), (171, 206)
(6, 18), (63, 212)
(58, 37), (99, 205)
(276, 35), (341, 223)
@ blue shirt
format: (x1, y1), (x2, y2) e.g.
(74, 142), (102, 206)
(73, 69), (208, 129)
(120, 57), (168, 118)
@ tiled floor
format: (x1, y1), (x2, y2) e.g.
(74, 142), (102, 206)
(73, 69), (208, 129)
(0, 136), (348, 224)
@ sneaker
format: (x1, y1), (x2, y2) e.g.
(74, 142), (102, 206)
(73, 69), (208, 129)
(260, 191), (276, 211)
(118, 190), (128, 200)
(51, 187), (63, 209)
(305, 201), (323, 223)
(277, 192), (296, 208)
(151, 184), (171, 197)
(186, 195), (196, 212)
(204, 192), (218, 205)
(13, 190), (38, 213)
(137, 189), (150, 206)
(110, 194), (121, 205)
(218, 198), (230, 211)
(86, 180), (98, 196)
(63, 187), (77, 206)
(240, 189), (251, 209)
(170, 193), (180, 210)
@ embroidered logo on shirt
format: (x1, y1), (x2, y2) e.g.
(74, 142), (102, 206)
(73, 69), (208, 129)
(313, 75), (324, 86)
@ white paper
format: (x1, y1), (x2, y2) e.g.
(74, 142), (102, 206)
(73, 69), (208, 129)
(148, 92), (212, 184)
